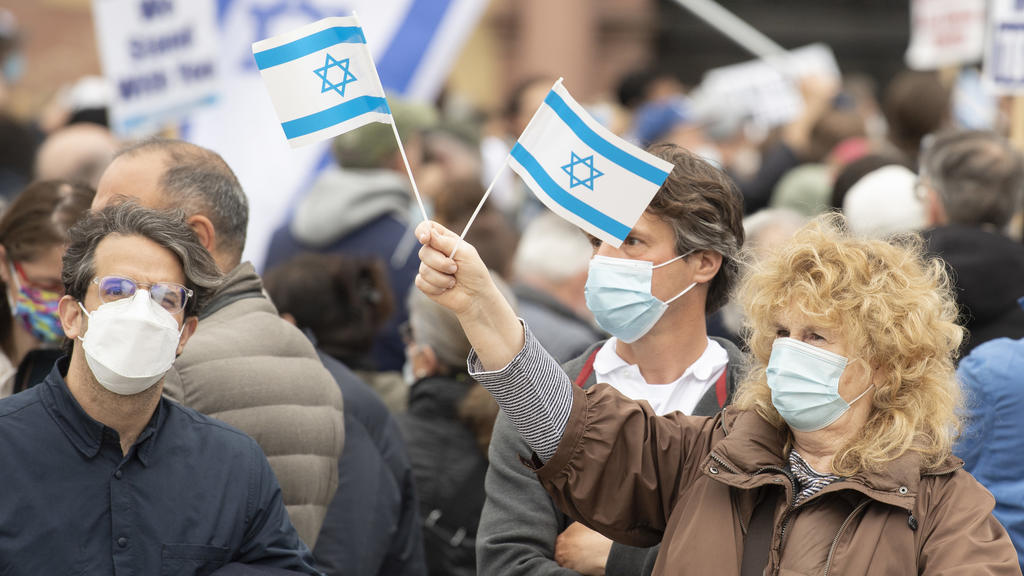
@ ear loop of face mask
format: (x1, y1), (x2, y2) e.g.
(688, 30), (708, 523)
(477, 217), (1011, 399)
(652, 250), (698, 305)
(4, 262), (17, 311)
(844, 357), (875, 408)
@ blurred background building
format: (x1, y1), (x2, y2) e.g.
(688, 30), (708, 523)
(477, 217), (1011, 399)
(5, 0), (908, 119)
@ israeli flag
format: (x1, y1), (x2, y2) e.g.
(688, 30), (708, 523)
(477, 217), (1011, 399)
(253, 16), (391, 148)
(509, 80), (674, 248)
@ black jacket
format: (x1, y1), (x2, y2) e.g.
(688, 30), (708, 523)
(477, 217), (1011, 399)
(314, 350), (427, 576)
(923, 225), (1024, 356)
(398, 374), (488, 576)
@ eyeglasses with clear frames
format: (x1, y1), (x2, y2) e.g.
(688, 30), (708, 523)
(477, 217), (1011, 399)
(92, 276), (193, 314)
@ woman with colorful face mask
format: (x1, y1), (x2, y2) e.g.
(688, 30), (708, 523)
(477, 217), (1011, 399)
(0, 180), (94, 397)
(414, 213), (1021, 575)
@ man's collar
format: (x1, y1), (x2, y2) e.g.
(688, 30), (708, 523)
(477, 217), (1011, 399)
(593, 337), (726, 383)
(200, 261), (265, 319)
(41, 357), (164, 465)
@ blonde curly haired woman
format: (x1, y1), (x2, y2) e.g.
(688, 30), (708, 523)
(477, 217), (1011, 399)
(413, 212), (1020, 575)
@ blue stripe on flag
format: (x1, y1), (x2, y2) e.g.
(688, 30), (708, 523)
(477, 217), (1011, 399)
(511, 143), (631, 242)
(543, 91), (670, 186)
(377, 0), (453, 93)
(254, 26), (367, 70)
(282, 96), (391, 139)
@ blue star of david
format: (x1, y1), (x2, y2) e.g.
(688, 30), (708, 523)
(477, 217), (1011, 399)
(561, 151), (604, 191)
(314, 53), (358, 97)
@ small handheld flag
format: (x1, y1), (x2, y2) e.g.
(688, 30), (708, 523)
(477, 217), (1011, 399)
(253, 14), (430, 221)
(508, 80), (674, 248)
(253, 16), (391, 148)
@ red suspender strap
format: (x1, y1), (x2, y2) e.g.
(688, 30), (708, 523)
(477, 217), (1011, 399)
(715, 368), (728, 408)
(574, 349), (599, 388)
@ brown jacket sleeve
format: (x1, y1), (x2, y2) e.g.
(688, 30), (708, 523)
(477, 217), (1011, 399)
(916, 469), (1022, 575)
(534, 382), (719, 547)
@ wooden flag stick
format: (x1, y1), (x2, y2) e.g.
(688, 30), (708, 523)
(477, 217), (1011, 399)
(450, 159), (509, 259)
(389, 118), (430, 222)
(351, 10), (430, 223)
(1012, 96), (1024, 152)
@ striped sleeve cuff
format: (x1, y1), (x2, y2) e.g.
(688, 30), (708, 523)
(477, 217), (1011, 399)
(467, 321), (573, 462)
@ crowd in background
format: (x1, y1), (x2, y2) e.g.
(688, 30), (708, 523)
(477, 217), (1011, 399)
(2, 4), (1024, 575)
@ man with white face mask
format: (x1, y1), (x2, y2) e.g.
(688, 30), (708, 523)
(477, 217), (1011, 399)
(93, 138), (343, 549)
(0, 203), (321, 574)
(477, 144), (747, 576)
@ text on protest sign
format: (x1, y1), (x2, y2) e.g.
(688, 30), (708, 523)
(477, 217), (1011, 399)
(92, 0), (219, 136)
(905, 0), (986, 71)
(693, 43), (841, 130)
(985, 0), (1024, 94)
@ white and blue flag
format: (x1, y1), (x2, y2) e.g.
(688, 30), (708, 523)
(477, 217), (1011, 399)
(509, 80), (674, 248)
(186, 1), (487, 268)
(253, 15), (391, 148)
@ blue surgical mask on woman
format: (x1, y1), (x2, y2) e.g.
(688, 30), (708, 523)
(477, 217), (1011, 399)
(584, 252), (697, 344)
(766, 337), (874, 432)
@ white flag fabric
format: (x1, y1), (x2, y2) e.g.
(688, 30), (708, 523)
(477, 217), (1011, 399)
(253, 16), (391, 148)
(509, 80), (674, 248)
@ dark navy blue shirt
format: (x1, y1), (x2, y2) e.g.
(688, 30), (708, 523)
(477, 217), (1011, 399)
(0, 358), (321, 575)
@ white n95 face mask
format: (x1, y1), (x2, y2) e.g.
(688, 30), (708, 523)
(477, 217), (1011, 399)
(78, 290), (183, 395)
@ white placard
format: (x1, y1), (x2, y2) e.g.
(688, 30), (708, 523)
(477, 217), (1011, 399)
(984, 0), (1024, 94)
(92, 0), (219, 136)
(694, 43), (841, 129)
(905, 0), (986, 71)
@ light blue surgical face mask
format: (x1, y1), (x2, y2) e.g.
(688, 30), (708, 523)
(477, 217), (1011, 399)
(584, 252), (696, 344)
(766, 337), (873, 432)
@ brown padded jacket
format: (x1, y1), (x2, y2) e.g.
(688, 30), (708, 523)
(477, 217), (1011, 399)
(535, 382), (1022, 576)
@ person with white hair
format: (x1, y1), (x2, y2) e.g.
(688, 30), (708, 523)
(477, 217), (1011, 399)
(512, 213), (605, 364)
(917, 129), (1024, 354)
(842, 164), (926, 238)
(399, 278), (516, 576)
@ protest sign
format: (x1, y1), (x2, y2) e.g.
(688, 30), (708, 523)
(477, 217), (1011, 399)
(905, 0), (986, 71)
(693, 43), (841, 130)
(92, 0), (219, 136)
(984, 0), (1024, 94)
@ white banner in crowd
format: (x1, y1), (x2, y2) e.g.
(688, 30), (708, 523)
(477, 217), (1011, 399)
(92, 0), (220, 136)
(693, 43), (841, 129)
(509, 80), (673, 248)
(984, 0), (1024, 94)
(905, 0), (986, 71)
(186, 0), (487, 269)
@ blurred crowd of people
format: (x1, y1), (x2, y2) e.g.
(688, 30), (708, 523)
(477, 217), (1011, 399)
(2, 4), (1024, 574)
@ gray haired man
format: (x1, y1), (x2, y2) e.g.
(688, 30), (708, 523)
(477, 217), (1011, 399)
(918, 129), (1024, 354)
(0, 203), (320, 574)
(93, 139), (344, 547)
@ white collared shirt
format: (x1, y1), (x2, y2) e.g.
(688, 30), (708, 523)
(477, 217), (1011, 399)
(593, 337), (728, 416)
